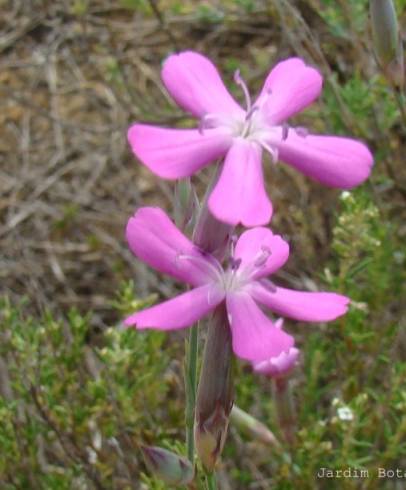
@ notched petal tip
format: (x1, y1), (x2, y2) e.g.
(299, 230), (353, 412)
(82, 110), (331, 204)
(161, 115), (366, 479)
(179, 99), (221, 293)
(161, 50), (243, 118)
(258, 57), (323, 123)
(252, 285), (351, 323)
(227, 293), (294, 362)
(162, 49), (201, 65)
(253, 345), (300, 378)
(333, 294), (351, 317)
(208, 141), (272, 227)
(126, 206), (218, 287)
(234, 228), (290, 278)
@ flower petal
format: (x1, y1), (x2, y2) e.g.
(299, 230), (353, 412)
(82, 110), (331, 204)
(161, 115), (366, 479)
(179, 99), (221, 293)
(234, 227), (289, 279)
(226, 292), (294, 361)
(162, 51), (244, 118)
(126, 207), (220, 286)
(273, 131), (374, 188)
(257, 57), (322, 124)
(125, 284), (224, 330)
(208, 140), (272, 227)
(128, 125), (232, 179)
(251, 283), (350, 322)
(253, 346), (299, 378)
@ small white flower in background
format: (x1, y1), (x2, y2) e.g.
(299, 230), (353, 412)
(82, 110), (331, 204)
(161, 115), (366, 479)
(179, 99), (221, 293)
(337, 406), (354, 421)
(393, 251), (405, 265)
(86, 447), (98, 464)
(88, 419), (102, 450)
(340, 191), (351, 200)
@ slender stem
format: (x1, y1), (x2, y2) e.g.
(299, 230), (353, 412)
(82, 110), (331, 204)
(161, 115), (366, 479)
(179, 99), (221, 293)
(185, 324), (199, 463)
(183, 163), (233, 466)
(272, 378), (296, 446)
(205, 471), (218, 490)
(394, 90), (406, 129)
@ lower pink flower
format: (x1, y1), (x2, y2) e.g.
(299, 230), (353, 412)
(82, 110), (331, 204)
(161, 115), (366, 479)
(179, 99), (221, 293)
(124, 207), (349, 362)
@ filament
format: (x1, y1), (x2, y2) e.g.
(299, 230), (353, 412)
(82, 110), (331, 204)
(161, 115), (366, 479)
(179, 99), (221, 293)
(176, 251), (223, 282)
(234, 69), (252, 112)
(259, 140), (279, 164)
(295, 126), (309, 138)
(254, 246), (271, 267)
(282, 123), (290, 141)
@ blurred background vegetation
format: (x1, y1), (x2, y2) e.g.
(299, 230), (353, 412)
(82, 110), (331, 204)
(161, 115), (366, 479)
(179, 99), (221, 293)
(0, 0), (405, 488)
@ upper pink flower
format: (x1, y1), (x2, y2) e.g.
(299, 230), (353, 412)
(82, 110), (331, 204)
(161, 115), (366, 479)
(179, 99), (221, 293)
(124, 206), (350, 362)
(128, 51), (373, 227)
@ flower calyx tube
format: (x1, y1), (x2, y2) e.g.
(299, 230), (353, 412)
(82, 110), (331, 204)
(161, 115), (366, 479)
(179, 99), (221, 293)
(195, 304), (234, 472)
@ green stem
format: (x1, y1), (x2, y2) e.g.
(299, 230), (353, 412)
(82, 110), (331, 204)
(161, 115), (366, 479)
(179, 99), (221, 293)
(273, 378), (296, 446)
(185, 324), (199, 463)
(205, 471), (218, 490)
(394, 90), (406, 129)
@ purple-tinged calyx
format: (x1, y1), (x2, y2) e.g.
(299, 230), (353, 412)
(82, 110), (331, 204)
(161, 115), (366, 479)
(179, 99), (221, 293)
(195, 305), (233, 471)
(141, 445), (194, 485)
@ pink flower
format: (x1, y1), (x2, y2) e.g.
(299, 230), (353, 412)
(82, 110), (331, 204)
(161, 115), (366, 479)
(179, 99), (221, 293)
(128, 51), (373, 227)
(252, 319), (299, 378)
(124, 206), (350, 362)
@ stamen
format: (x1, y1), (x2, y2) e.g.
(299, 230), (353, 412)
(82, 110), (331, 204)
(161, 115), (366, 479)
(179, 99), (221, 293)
(260, 141), (279, 164)
(245, 105), (259, 121)
(254, 245), (271, 267)
(176, 251), (223, 282)
(295, 127), (309, 138)
(234, 69), (252, 112)
(259, 278), (277, 293)
(236, 245), (272, 281)
(198, 118), (205, 135)
(230, 257), (242, 271)
(229, 234), (238, 259)
(199, 114), (217, 134)
(282, 123), (290, 141)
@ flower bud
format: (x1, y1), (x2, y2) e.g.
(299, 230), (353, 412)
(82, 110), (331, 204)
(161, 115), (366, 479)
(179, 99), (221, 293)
(141, 445), (194, 485)
(195, 305), (233, 471)
(230, 405), (281, 448)
(370, 0), (404, 87)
